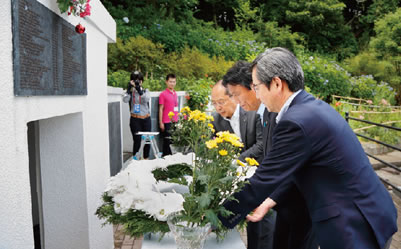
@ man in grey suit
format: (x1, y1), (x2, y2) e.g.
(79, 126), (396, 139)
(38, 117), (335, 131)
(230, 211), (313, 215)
(211, 81), (270, 249)
(211, 81), (264, 163)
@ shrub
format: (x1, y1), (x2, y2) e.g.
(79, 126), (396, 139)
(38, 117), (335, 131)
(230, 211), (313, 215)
(343, 51), (395, 85)
(108, 36), (166, 76)
(299, 53), (352, 102)
(107, 70), (130, 89)
(349, 75), (396, 105)
(255, 21), (305, 53)
(184, 78), (214, 112)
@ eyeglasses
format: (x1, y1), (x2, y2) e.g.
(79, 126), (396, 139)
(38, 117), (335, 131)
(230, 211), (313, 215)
(211, 98), (228, 107)
(251, 82), (263, 91)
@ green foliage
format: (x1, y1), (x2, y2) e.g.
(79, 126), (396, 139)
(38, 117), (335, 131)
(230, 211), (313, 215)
(170, 110), (248, 234)
(56, 0), (70, 13)
(108, 36), (165, 76)
(333, 102), (401, 146)
(369, 7), (401, 103)
(114, 17), (265, 62)
(96, 193), (169, 238)
(285, 0), (358, 59)
(350, 76), (396, 105)
(299, 53), (352, 101)
(152, 164), (193, 184)
(233, 0), (258, 28)
(343, 51), (395, 84)
(255, 21), (305, 53)
(107, 70), (130, 89)
(107, 37), (233, 87)
(185, 78), (213, 111)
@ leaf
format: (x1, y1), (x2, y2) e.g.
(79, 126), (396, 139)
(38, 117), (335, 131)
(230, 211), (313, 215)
(56, 0), (70, 13)
(205, 209), (219, 226)
(218, 175), (235, 184)
(197, 174), (210, 184)
(198, 193), (211, 208)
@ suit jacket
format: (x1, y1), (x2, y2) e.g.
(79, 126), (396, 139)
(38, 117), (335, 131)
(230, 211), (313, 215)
(212, 107), (264, 162)
(220, 90), (397, 249)
(262, 110), (278, 155)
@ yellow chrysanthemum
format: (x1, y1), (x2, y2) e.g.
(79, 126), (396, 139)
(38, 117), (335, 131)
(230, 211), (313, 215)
(232, 141), (244, 148)
(206, 115), (214, 121)
(181, 106), (191, 113)
(215, 137), (223, 144)
(237, 160), (246, 167)
(219, 149), (228, 156)
(168, 111), (175, 119)
(205, 140), (218, 149)
(208, 123), (214, 128)
(245, 157), (259, 166)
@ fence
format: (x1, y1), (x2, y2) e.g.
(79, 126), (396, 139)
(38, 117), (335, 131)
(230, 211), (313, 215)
(345, 112), (401, 197)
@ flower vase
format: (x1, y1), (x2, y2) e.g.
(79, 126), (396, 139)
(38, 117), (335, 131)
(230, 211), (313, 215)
(167, 213), (211, 249)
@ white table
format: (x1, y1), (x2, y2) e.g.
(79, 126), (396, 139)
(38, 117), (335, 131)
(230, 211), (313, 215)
(142, 229), (246, 249)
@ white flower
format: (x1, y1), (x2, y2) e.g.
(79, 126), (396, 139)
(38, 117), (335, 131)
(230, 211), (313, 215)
(122, 17), (129, 23)
(104, 153), (193, 220)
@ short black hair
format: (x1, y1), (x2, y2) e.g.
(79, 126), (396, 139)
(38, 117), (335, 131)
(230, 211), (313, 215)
(222, 61), (252, 90)
(130, 71), (144, 81)
(166, 73), (176, 81)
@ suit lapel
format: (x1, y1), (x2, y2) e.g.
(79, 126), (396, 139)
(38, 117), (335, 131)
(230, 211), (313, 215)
(220, 115), (234, 133)
(239, 108), (247, 145)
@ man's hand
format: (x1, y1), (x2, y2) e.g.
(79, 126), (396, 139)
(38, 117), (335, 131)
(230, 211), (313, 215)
(160, 123), (165, 132)
(246, 198), (276, 222)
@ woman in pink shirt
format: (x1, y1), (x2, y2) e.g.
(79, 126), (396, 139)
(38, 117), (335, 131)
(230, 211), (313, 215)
(158, 74), (178, 156)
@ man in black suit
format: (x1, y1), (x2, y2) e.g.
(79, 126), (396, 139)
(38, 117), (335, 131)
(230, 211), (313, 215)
(221, 65), (277, 249)
(220, 47), (397, 249)
(211, 81), (263, 162)
(223, 61), (317, 249)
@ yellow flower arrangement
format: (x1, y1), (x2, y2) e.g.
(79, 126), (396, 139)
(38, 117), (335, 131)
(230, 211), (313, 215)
(168, 107), (256, 235)
(245, 157), (259, 166)
(168, 111), (176, 119)
(219, 149), (228, 156)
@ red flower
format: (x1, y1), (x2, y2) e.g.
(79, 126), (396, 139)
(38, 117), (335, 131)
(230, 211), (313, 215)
(335, 102), (341, 107)
(80, 1), (91, 17)
(75, 24), (86, 34)
(185, 95), (191, 100)
(205, 74), (208, 78)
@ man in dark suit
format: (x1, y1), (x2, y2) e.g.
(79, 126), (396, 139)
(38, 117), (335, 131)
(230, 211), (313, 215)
(219, 47), (398, 249)
(223, 61), (317, 249)
(211, 81), (264, 162)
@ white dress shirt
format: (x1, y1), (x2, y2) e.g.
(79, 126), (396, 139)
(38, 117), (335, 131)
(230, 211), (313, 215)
(276, 90), (302, 124)
(257, 103), (266, 125)
(223, 104), (242, 141)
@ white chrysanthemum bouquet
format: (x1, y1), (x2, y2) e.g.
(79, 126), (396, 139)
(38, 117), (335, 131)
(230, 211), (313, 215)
(96, 107), (258, 238)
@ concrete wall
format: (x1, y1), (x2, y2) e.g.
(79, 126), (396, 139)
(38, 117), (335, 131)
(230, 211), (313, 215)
(40, 113), (90, 249)
(0, 1), (116, 249)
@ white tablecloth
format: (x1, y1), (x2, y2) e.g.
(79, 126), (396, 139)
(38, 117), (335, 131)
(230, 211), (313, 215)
(142, 229), (246, 249)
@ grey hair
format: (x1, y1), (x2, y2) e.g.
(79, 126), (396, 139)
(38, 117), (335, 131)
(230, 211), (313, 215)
(251, 47), (304, 92)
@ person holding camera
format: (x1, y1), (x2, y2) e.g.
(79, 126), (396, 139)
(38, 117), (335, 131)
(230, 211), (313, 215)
(123, 71), (151, 159)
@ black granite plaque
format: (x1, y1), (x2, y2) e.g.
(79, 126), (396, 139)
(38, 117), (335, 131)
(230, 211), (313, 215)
(108, 102), (122, 176)
(12, 0), (87, 96)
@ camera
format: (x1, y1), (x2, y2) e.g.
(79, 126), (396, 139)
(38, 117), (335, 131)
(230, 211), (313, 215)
(134, 79), (141, 87)
(131, 71), (144, 95)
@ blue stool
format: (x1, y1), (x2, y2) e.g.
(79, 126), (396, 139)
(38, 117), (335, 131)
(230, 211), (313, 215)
(135, 132), (161, 160)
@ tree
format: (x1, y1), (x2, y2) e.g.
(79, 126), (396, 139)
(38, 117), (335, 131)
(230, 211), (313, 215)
(284, 0), (358, 59)
(233, 0), (258, 28)
(370, 7), (401, 104)
(256, 21), (304, 52)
